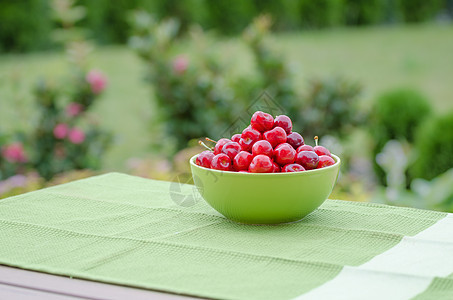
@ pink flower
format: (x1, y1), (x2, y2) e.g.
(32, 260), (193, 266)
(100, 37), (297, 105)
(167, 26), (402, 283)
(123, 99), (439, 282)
(172, 55), (189, 75)
(53, 123), (69, 139)
(68, 127), (85, 144)
(86, 70), (107, 94)
(66, 102), (84, 117)
(1, 142), (27, 163)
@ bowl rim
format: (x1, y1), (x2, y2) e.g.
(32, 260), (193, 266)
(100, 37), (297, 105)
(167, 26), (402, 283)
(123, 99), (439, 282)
(190, 153), (340, 176)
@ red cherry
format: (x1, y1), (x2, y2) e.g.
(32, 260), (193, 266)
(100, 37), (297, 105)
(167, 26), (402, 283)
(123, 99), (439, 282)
(252, 140), (273, 157)
(231, 134), (241, 143)
(295, 150), (319, 170)
(214, 138), (231, 155)
(263, 127), (287, 147)
(222, 142), (241, 160)
(249, 155), (273, 173)
(313, 135), (331, 157)
(240, 127), (261, 151)
(233, 151), (253, 171)
(314, 146), (331, 157)
(274, 115), (292, 134)
(251, 111), (274, 132)
(196, 151), (214, 168)
(238, 170), (249, 173)
(272, 161), (281, 173)
(211, 153), (232, 171)
(287, 132), (304, 149)
(297, 144), (314, 153)
(317, 155), (335, 168)
(281, 163), (305, 172)
(273, 143), (296, 165)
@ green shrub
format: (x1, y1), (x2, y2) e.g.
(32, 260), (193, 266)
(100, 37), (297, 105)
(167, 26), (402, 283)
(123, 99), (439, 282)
(343, 0), (386, 25)
(371, 88), (432, 184)
(411, 112), (453, 180)
(298, 77), (363, 139)
(400, 0), (443, 22)
(253, 0), (302, 30)
(129, 12), (251, 153)
(0, 0), (52, 52)
(243, 15), (300, 120)
(298, 0), (344, 28)
(204, 0), (256, 34)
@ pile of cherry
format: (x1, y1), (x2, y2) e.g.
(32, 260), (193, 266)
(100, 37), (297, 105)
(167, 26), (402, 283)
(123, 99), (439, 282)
(196, 111), (336, 173)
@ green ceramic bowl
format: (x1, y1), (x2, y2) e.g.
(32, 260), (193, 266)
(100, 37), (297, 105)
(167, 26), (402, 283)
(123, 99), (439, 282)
(190, 154), (340, 224)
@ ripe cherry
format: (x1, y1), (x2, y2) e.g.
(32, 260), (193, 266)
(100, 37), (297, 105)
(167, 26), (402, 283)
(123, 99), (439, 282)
(317, 155), (335, 168)
(222, 142), (241, 160)
(252, 140), (273, 157)
(231, 134), (241, 143)
(196, 151), (214, 168)
(211, 153), (232, 171)
(272, 161), (281, 173)
(214, 138), (231, 155)
(251, 111), (274, 132)
(282, 163), (305, 172)
(274, 143), (296, 165)
(315, 146), (331, 157)
(274, 115), (292, 134)
(287, 132), (304, 149)
(297, 144), (314, 153)
(233, 151), (253, 171)
(295, 150), (319, 170)
(249, 155), (273, 173)
(240, 127), (261, 151)
(313, 136), (331, 157)
(264, 127), (287, 147)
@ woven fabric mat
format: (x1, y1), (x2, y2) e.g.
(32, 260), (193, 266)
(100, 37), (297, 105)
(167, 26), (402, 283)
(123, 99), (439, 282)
(1, 173), (452, 300)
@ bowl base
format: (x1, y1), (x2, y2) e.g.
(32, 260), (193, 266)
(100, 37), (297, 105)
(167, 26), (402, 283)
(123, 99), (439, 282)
(226, 216), (307, 226)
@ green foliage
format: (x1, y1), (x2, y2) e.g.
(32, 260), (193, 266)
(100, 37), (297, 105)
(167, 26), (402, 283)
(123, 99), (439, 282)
(400, 0), (443, 22)
(129, 12), (250, 153)
(0, 0), (52, 52)
(343, 0), (386, 25)
(1, 0), (450, 53)
(298, 77), (363, 139)
(205, 0), (256, 35)
(298, 0), (344, 28)
(371, 88), (432, 184)
(130, 12), (364, 155)
(411, 112), (453, 181)
(243, 15), (300, 119)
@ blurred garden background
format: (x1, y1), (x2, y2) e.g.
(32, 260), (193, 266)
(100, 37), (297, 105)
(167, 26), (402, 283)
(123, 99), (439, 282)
(1, 0), (453, 212)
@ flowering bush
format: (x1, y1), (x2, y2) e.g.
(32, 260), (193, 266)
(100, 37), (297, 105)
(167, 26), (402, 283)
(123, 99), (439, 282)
(27, 73), (111, 180)
(130, 12), (363, 155)
(0, 0), (111, 182)
(0, 137), (28, 180)
(129, 12), (251, 153)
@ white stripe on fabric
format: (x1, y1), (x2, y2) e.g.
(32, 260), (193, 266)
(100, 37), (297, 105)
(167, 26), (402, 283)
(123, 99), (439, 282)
(294, 214), (453, 300)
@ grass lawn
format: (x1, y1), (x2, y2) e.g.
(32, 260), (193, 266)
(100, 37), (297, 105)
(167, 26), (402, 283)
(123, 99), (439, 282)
(1, 23), (452, 171)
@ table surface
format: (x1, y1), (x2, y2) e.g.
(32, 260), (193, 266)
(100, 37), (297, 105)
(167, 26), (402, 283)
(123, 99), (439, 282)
(1, 172), (453, 300)
(0, 265), (194, 300)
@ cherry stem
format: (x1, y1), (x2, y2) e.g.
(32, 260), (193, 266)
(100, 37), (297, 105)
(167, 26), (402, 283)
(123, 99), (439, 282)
(205, 137), (217, 144)
(314, 136), (319, 147)
(198, 140), (214, 151)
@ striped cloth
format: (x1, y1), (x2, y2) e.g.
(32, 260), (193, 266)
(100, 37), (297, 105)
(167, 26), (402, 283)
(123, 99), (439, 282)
(0, 173), (452, 299)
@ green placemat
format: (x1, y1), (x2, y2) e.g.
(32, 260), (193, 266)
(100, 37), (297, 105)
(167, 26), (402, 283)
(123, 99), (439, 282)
(0, 173), (451, 299)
